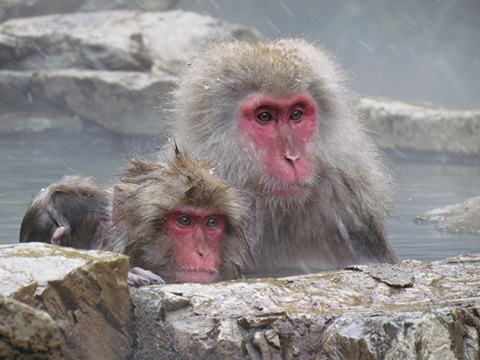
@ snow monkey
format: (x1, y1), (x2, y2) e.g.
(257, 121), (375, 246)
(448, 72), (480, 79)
(20, 151), (249, 285)
(168, 39), (399, 277)
(19, 175), (109, 250)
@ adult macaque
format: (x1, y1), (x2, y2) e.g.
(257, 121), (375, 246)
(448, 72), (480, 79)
(169, 39), (399, 277)
(20, 152), (248, 286)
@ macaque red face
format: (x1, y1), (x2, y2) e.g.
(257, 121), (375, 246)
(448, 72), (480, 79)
(164, 205), (227, 283)
(237, 93), (317, 198)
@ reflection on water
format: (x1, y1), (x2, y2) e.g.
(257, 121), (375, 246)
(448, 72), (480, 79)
(1, 131), (479, 262)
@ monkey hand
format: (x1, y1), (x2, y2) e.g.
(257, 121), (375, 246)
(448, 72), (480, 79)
(19, 175), (109, 249)
(127, 267), (166, 287)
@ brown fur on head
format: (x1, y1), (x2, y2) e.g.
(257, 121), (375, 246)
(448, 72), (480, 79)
(110, 151), (249, 282)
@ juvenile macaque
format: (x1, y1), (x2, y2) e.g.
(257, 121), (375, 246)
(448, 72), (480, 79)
(168, 39), (399, 277)
(107, 153), (248, 285)
(19, 152), (248, 285)
(19, 176), (109, 249)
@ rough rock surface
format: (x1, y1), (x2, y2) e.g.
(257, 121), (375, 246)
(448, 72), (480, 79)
(0, 68), (175, 135)
(0, 243), (132, 360)
(32, 69), (176, 134)
(416, 196), (480, 234)
(0, 10), (262, 134)
(0, 10), (260, 73)
(0, 0), (179, 23)
(2, 243), (480, 359)
(0, 294), (63, 360)
(131, 254), (480, 360)
(361, 96), (480, 157)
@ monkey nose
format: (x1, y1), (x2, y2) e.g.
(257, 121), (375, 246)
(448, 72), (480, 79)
(284, 151), (300, 164)
(196, 248), (211, 259)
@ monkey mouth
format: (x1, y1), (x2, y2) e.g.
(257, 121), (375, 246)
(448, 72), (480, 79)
(269, 184), (309, 198)
(175, 269), (218, 284)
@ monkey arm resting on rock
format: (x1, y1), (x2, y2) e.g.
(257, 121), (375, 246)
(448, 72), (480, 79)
(19, 153), (250, 286)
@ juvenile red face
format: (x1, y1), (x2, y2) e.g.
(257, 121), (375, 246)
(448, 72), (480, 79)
(164, 205), (226, 283)
(237, 93), (317, 196)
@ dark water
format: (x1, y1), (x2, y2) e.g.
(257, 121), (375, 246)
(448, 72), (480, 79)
(1, 131), (479, 262)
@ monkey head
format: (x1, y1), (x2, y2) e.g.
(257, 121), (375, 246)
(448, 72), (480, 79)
(111, 152), (249, 284)
(170, 39), (370, 203)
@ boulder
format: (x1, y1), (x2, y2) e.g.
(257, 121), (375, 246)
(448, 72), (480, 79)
(31, 69), (176, 135)
(131, 254), (480, 359)
(0, 294), (63, 360)
(0, 243), (132, 360)
(0, 10), (261, 73)
(0, 10), (262, 134)
(416, 196), (480, 234)
(361, 96), (480, 157)
(78, 0), (179, 12)
(2, 243), (480, 359)
(0, 0), (179, 23)
(0, 69), (175, 135)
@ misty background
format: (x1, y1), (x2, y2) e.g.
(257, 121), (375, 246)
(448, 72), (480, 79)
(179, 0), (480, 110)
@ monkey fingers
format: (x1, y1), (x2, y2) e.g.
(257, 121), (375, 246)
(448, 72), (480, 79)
(51, 223), (71, 246)
(20, 175), (109, 249)
(127, 266), (165, 287)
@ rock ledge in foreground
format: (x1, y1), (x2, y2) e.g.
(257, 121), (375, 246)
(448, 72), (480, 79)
(132, 254), (480, 359)
(2, 243), (480, 359)
(0, 243), (132, 360)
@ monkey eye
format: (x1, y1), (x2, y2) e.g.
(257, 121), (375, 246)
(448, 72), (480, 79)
(256, 112), (273, 123)
(205, 216), (219, 228)
(176, 215), (193, 227)
(290, 110), (303, 121)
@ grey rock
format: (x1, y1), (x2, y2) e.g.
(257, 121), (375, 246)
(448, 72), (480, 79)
(0, 10), (262, 135)
(0, 294), (64, 360)
(0, 70), (38, 111)
(0, 0), (179, 23)
(0, 243), (133, 360)
(416, 196), (480, 234)
(2, 243), (480, 359)
(361, 96), (480, 156)
(0, 110), (84, 133)
(0, 10), (261, 73)
(31, 69), (176, 135)
(131, 255), (480, 359)
(0, 68), (174, 135)
(78, 0), (179, 12)
(0, 11), (154, 71)
(136, 10), (262, 74)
